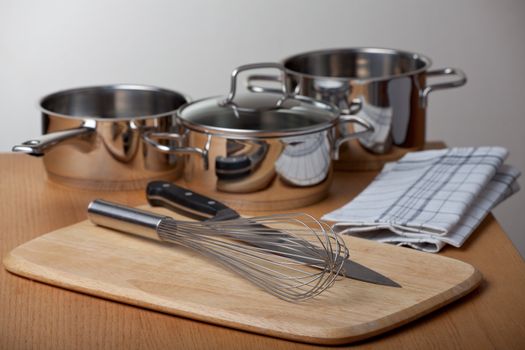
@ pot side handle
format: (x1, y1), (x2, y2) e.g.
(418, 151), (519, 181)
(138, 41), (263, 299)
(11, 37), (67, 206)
(333, 111), (375, 160)
(143, 131), (211, 170)
(420, 68), (467, 108)
(12, 122), (95, 156)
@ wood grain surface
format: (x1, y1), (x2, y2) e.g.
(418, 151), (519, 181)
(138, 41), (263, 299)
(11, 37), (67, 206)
(3, 206), (481, 345)
(1, 153), (525, 349)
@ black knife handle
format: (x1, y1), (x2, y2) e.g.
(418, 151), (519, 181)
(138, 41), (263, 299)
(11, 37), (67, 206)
(146, 181), (233, 220)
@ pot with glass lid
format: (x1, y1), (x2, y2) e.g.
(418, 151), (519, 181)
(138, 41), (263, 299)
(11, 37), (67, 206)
(145, 63), (373, 208)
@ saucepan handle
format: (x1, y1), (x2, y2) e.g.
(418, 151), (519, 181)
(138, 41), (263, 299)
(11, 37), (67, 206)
(143, 130), (211, 170)
(12, 120), (96, 156)
(420, 68), (467, 108)
(333, 104), (375, 160)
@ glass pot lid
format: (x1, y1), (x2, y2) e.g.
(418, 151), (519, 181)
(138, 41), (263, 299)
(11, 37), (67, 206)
(177, 63), (340, 138)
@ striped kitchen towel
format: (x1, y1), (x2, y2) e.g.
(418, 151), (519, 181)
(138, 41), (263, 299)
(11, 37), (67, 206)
(322, 147), (521, 252)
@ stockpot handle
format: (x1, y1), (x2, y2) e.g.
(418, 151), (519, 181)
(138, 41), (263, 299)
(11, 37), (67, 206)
(333, 100), (375, 160)
(12, 120), (96, 156)
(143, 131), (211, 170)
(420, 68), (467, 108)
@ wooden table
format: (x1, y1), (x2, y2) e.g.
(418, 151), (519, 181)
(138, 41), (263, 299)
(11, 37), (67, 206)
(1, 154), (524, 349)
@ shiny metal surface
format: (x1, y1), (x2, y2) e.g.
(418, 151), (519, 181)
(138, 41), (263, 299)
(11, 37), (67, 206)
(145, 64), (373, 192)
(146, 181), (401, 287)
(87, 199), (349, 302)
(87, 199), (166, 240)
(176, 63), (347, 138)
(223, 62), (289, 104)
(176, 93), (341, 138)
(12, 85), (189, 190)
(150, 129), (338, 191)
(12, 121), (95, 155)
(247, 48), (467, 154)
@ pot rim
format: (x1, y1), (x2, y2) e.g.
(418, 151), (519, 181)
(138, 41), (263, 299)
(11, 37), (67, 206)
(177, 120), (335, 139)
(38, 84), (190, 121)
(281, 47), (433, 83)
(176, 95), (339, 139)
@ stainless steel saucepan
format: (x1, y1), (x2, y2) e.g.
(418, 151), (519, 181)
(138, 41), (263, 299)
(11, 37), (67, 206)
(145, 63), (373, 195)
(12, 84), (190, 190)
(247, 48), (467, 154)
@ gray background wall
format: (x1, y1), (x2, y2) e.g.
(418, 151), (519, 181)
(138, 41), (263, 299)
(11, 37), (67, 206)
(1, 0), (524, 257)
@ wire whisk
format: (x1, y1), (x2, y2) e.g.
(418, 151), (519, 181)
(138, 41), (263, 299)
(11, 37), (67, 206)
(87, 199), (349, 302)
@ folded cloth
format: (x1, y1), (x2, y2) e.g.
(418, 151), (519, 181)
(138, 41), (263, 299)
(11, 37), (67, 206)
(322, 147), (521, 253)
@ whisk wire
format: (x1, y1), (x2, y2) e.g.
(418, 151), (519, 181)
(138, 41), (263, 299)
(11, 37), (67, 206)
(87, 200), (349, 302)
(155, 213), (349, 301)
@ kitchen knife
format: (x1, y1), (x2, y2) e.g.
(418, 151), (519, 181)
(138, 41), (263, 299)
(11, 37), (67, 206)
(146, 181), (401, 288)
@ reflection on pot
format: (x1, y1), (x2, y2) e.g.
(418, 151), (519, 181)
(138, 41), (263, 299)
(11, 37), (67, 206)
(146, 63), (372, 209)
(215, 140), (269, 180)
(248, 48), (467, 154)
(344, 77), (413, 154)
(313, 80), (350, 112)
(12, 84), (189, 190)
(350, 98), (393, 154)
(275, 131), (331, 186)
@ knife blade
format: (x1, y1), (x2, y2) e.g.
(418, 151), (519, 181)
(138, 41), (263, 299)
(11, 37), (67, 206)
(146, 181), (401, 288)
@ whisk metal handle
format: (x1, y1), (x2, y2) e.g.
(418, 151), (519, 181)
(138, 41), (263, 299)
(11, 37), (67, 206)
(87, 199), (168, 240)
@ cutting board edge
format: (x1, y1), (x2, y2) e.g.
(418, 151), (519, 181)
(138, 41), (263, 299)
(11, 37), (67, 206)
(2, 243), (483, 345)
(291, 264), (484, 344)
(3, 249), (356, 345)
(4, 250), (311, 342)
(349, 266), (483, 342)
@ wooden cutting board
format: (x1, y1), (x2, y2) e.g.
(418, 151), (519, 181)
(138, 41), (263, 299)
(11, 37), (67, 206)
(3, 206), (481, 345)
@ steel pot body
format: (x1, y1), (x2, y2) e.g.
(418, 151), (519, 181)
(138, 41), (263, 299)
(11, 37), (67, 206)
(248, 48), (467, 154)
(12, 85), (189, 190)
(164, 126), (340, 193)
(145, 64), (372, 197)
(150, 118), (366, 195)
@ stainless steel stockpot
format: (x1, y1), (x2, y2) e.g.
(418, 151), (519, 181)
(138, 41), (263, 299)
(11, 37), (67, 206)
(145, 63), (373, 194)
(12, 84), (189, 190)
(247, 48), (467, 153)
